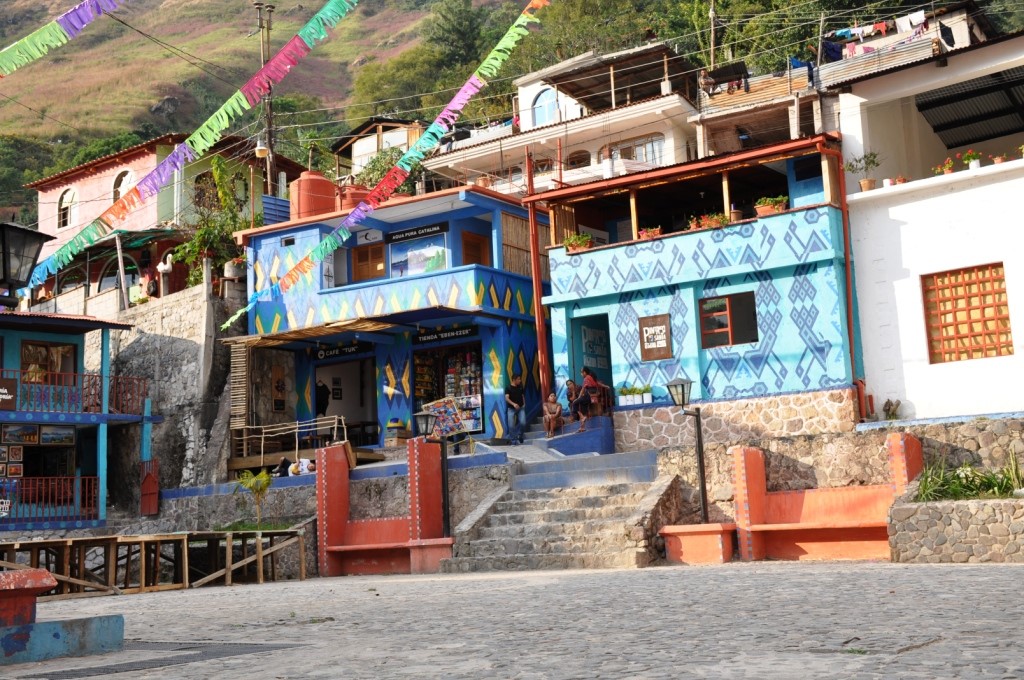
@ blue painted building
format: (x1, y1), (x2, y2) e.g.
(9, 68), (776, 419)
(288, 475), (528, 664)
(526, 134), (859, 408)
(0, 312), (157, 531)
(233, 183), (550, 450)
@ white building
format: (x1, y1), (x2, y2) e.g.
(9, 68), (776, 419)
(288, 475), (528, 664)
(840, 31), (1024, 419)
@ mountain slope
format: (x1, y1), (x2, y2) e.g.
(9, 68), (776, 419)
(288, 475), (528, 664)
(0, 0), (433, 136)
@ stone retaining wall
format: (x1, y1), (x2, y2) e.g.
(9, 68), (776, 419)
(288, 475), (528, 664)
(615, 388), (858, 453)
(889, 495), (1024, 563)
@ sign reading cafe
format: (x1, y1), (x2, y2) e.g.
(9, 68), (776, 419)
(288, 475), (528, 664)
(639, 314), (672, 362)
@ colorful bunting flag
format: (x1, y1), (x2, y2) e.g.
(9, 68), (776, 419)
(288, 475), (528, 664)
(23, 0), (362, 292)
(220, 0), (552, 329)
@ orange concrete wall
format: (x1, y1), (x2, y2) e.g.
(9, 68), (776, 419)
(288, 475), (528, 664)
(761, 486), (894, 526)
(316, 445), (351, 577)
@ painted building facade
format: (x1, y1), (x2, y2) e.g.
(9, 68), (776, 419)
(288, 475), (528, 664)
(231, 183), (549, 459)
(526, 135), (857, 410)
(0, 312), (156, 531)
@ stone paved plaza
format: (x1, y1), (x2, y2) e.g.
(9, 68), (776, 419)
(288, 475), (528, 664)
(13, 562), (1024, 679)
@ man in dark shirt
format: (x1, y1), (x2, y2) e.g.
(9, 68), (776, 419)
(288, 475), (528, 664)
(504, 374), (526, 445)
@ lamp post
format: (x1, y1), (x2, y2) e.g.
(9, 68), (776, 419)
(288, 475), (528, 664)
(0, 222), (54, 309)
(666, 377), (709, 523)
(414, 410), (451, 538)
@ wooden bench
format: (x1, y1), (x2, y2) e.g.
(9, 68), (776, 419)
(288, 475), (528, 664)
(733, 432), (923, 561)
(316, 439), (453, 576)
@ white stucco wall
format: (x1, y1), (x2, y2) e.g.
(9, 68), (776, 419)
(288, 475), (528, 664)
(849, 160), (1024, 419)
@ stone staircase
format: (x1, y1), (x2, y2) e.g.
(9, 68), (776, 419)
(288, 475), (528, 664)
(441, 450), (671, 573)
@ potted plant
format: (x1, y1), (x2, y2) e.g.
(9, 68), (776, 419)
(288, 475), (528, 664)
(642, 384), (653, 404)
(754, 195), (788, 217)
(844, 152), (882, 191)
(1019, 143), (1024, 159)
(990, 153), (1008, 165)
(932, 157), (954, 175)
(175, 156), (247, 287)
(563, 232), (593, 253)
(688, 213), (728, 230)
(638, 226), (662, 240)
(729, 208), (743, 222)
(894, 175), (909, 184)
(355, 146), (422, 203)
(223, 255), (246, 279)
(957, 149), (983, 170)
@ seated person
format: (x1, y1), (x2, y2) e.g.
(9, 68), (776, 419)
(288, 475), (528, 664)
(542, 393), (564, 438)
(564, 379), (580, 421)
(274, 458), (292, 478)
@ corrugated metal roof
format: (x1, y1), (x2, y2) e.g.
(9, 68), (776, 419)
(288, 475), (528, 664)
(698, 69), (810, 115)
(0, 310), (133, 332)
(915, 65), (1024, 148)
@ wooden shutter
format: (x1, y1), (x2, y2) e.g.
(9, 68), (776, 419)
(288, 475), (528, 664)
(463, 232), (491, 267)
(353, 244), (385, 282)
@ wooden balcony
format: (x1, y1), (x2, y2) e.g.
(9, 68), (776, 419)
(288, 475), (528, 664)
(0, 369), (147, 415)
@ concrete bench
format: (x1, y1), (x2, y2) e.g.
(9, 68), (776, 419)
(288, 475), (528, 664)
(316, 440), (453, 576)
(733, 433), (923, 561)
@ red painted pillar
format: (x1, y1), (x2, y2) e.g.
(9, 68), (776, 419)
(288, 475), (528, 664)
(316, 445), (351, 577)
(887, 432), (923, 495)
(0, 569), (57, 627)
(732, 446), (767, 561)
(408, 438), (444, 541)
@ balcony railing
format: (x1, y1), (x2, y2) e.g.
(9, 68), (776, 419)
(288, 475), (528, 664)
(0, 369), (148, 415)
(0, 476), (99, 523)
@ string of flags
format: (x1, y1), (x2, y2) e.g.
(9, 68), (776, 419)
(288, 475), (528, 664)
(0, 0), (133, 78)
(220, 0), (554, 330)
(23, 0), (361, 292)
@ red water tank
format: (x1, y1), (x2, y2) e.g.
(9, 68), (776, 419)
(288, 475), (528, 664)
(289, 171), (339, 220)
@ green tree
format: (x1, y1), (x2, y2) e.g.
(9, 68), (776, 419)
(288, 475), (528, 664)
(174, 155), (247, 286)
(233, 469), (274, 528)
(355, 146), (423, 194)
(423, 0), (484, 67)
(348, 44), (446, 122)
(273, 94), (347, 177)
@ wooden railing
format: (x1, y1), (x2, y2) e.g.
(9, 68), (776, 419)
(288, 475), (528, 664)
(0, 369), (147, 415)
(0, 476), (99, 523)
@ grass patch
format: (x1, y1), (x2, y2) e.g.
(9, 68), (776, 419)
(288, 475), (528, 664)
(216, 520), (295, 532)
(915, 455), (1024, 502)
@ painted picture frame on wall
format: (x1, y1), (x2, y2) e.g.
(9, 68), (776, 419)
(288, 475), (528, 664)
(0, 446), (6, 463)
(40, 425), (76, 446)
(7, 463), (23, 478)
(0, 464), (6, 477)
(1, 424), (38, 445)
(332, 388), (343, 400)
(8, 446), (22, 462)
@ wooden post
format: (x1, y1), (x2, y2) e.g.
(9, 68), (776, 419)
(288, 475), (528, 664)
(722, 171), (732, 216)
(255, 533), (264, 585)
(114, 233), (131, 312)
(298, 531), (306, 581)
(180, 536), (190, 589)
(224, 533), (233, 586)
(609, 65), (617, 108)
(630, 189), (640, 240)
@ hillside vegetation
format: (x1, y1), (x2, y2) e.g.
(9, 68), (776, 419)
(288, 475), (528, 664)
(1, 0), (1021, 220)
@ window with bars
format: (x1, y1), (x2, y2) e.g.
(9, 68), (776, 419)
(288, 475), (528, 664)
(699, 292), (758, 348)
(922, 263), (1014, 364)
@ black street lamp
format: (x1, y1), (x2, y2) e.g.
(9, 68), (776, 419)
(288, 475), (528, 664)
(413, 410), (451, 538)
(666, 377), (709, 523)
(0, 222), (53, 309)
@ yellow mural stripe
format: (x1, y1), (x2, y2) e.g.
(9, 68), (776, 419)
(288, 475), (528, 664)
(354, 298), (366, 318)
(471, 281), (484, 306)
(373, 294), (385, 315)
(411, 288), (422, 309)
(489, 283), (499, 308)
(390, 292), (401, 312)
(269, 255), (281, 285)
(503, 286), (512, 311)
(516, 290), (526, 315)
(270, 313), (282, 334)
(447, 281), (460, 308)
(255, 316), (265, 335)
(254, 261), (268, 291)
(427, 287), (439, 306)
(339, 299), (351, 320)
(491, 410), (504, 439)
(302, 376), (312, 412)
(385, 363), (397, 393)
(489, 348), (502, 388)
(286, 310), (298, 330)
(304, 307), (316, 328)
(402, 361), (411, 403)
(320, 303), (333, 323)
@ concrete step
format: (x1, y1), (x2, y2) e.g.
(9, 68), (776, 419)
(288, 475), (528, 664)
(519, 450), (657, 476)
(440, 550), (643, 573)
(486, 505), (639, 525)
(506, 482), (650, 501)
(492, 491), (646, 514)
(463, 532), (631, 558)
(512, 465), (656, 491)
(477, 518), (632, 540)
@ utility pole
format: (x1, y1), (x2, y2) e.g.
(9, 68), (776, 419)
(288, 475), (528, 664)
(709, 0), (716, 70)
(254, 2), (276, 196)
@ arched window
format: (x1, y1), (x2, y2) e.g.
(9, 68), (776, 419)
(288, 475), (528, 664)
(566, 150), (591, 170)
(58, 189), (77, 229)
(97, 257), (140, 293)
(112, 170), (134, 203)
(56, 267), (86, 294)
(532, 88), (558, 127)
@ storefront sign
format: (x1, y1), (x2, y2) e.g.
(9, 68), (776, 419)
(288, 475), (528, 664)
(354, 228), (383, 245)
(0, 378), (15, 411)
(639, 314), (672, 361)
(413, 326), (478, 345)
(316, 342), (374, 360)
(386, 222), (448, 244)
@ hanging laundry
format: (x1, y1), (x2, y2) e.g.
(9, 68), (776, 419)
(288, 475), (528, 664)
(834, 28), (853, 39)
(790, 57), (815, 86)
(862, 46), (876, 54)
(873, 21), (888, 36)
(940, 21), (955, 47)
(909, 10), (926, 26)
(846, 42), (858, 57)
(822, 41), (843, 63)
(895, 15), (913, 34)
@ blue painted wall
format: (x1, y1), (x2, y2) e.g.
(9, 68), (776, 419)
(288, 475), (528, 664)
(788, 155), (826, 208)
(545, 206), (852, 403)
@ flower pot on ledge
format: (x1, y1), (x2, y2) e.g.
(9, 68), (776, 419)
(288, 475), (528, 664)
(754, 204), (781, 217)
(858, 178), (878, 191)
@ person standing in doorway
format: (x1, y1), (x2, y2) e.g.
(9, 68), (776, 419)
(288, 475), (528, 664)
(571, 367), (599, 433)
(504, 374), (526, 445)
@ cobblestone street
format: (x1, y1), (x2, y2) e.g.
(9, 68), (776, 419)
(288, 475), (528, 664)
(14, 562), (1024, 679)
